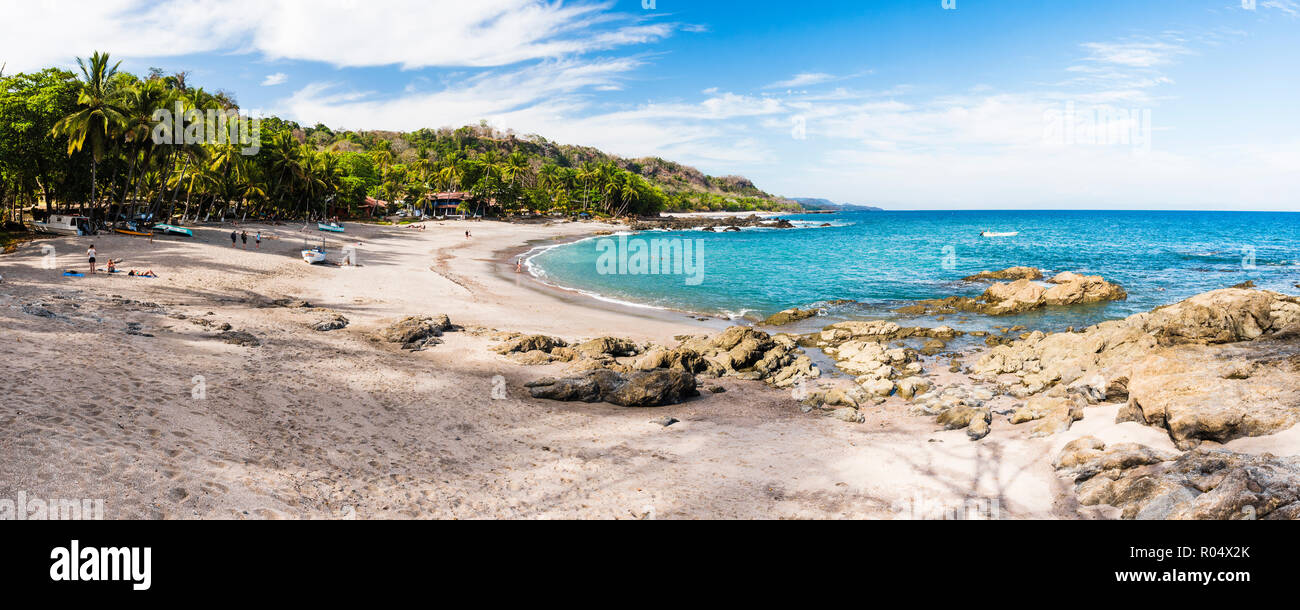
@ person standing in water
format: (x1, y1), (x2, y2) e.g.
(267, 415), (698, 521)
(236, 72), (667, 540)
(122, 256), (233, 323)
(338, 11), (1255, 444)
(255, 231), (262, 249)
(230, 230), (237, 247)
(241, 231), (248, 249)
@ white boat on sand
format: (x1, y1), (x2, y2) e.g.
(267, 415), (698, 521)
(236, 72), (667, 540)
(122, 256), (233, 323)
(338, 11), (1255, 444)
(302, 238), (328, 264)
(28, 214), (92, 236)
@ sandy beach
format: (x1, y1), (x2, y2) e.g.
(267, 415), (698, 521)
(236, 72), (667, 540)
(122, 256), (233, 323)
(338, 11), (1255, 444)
(1, 219), (1293, 520)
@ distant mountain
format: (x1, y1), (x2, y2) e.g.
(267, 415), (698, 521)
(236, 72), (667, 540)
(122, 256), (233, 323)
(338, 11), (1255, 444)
(790, 198), (883, 211)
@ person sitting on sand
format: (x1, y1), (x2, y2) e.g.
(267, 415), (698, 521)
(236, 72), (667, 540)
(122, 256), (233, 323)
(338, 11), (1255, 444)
(106, 259), (117, 273)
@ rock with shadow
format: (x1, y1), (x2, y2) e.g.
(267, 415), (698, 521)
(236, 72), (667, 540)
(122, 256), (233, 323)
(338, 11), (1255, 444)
(527, 368), (699, 407)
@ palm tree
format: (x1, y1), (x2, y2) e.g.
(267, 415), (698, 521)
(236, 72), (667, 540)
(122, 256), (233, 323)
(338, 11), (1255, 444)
(52, 51), (128, 217)
(576, 161), (598, 211)
(115, 79), (168, 221)
(437, 153), (465, 193)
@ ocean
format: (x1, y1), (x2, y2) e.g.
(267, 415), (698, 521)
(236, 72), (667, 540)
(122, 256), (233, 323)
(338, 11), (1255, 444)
(526, 210), (1300, 334)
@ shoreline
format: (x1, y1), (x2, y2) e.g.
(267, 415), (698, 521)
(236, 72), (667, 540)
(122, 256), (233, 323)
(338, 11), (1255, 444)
(490, 232), (737, 332)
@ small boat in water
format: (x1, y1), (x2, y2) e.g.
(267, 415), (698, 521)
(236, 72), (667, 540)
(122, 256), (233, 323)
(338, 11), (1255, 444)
(318, 222), (345, 233)
(153, 223), (193, 237)
(981, 231), (1019, 237)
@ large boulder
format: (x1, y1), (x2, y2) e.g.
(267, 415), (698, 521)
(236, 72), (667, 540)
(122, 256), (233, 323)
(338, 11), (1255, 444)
(527, 369), (698, 407)
(573, 336), (641, 360)
(1043, 272), (1127, 305)
(311, 313), (350, 332)
(373, 315), (452, 349)
(1141, 288), (1300, 345)
(494, 334), (567, 354)
(761, 308), (819, 326)
(1118, 343), (1300, 449)
(981, 279), (1048, 314)
(1009, 394), (1086, 438)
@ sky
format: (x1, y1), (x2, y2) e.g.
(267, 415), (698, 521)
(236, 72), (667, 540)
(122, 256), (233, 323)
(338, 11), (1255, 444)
(2, 0), (1298, 210)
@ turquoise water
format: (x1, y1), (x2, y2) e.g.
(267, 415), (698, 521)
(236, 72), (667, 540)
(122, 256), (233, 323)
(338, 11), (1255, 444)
(527, 211), (1300, 333)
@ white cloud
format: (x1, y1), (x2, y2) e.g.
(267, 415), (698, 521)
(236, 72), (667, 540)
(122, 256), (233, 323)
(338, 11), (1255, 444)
(1261, 1), (1300, 17)
(1079, 40), (1189, 68)
(766, 72), (836, 89)
(277, 58), (643, 131)
(0, 0), (674, 72)
(261, 72), (288, 86)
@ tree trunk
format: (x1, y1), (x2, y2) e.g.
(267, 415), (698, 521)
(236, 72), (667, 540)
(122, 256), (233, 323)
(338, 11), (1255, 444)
(85, 158), (96, 218)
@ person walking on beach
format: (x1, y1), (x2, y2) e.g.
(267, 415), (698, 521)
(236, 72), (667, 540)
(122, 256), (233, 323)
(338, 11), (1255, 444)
(241, 231), (248, 249)
(230, 230), (237, 247)
(86, 244), (97, 274)
(465, 230), (471, 240)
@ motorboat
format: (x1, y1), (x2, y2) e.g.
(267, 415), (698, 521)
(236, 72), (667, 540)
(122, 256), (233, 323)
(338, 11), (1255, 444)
(28, 214), (91, 236)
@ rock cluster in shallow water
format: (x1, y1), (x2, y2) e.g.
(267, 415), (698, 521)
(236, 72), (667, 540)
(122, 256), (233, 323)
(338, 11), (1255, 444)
(897, 270), (1127, 316)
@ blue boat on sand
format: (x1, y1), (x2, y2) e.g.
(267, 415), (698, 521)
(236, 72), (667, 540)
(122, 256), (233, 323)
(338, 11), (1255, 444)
(152, 223), (193, 237)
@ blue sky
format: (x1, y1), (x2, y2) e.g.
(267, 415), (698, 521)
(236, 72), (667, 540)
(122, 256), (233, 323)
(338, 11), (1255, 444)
(3, 0), (1298, 209)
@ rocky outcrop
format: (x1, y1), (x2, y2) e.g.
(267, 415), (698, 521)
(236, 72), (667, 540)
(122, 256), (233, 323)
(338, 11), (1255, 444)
(962, 266), (1043, 282)
(898, 272), (1126, 316)
(493, 334), (568, 355)
(1141, 287), (1300, 345)
(1119, 343), (1300, 449)
(1043, 272), (1128, 305)
(526, 369), (698, 407)
(1055, 437), (1300, 520)
(761, 308), (820, 326)
(311, 314), (349, 332)
(972, 289), (1300, 443)
(372, 314), (453, 350)
(498, 325), (827, 413)
(216, 330), (260, 347)
(573, 336), (641, 360)
(1009, 393), (1086, 438)
(627, 214), (797, 232)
